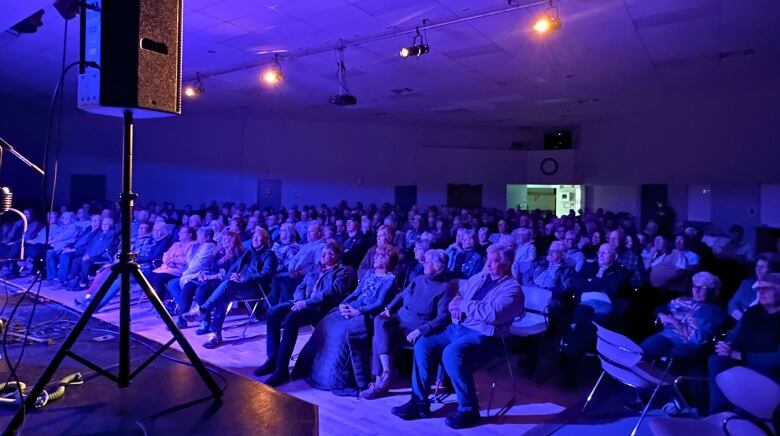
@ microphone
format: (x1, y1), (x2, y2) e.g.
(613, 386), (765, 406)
(0, 136), (45, 176)
(0, 187), (12, 213)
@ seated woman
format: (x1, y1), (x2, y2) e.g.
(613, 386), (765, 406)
(640, 271), (727, 363)
(255, 242), (355, 386)
(166, 227), (218, 326)
(362, 249), (454, 399)
(75, 221), (171, 310)
(177, 231), (244, 328)
(149, 226), (195, 301)
(271, 222), (300, 273)
(728, 255), (779, 321)
(357, 224), (396, 279)
(293, 245), (399, 396)
(448, 228), (484, 280)
(644, 235), (688, 297)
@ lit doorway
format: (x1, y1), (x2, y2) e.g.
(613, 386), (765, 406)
(506, 184), (583, 216)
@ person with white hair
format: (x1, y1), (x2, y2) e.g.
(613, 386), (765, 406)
(524, 241), (576, 296)
(640, 271), (727, 362)
(448, 228), (484, 279)
(511, 227), (536, 281)
(362, 249), (455, 399)
(391, 244), (524, 429)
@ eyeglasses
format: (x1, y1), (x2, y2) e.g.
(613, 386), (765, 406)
(692, 285), (714, 291)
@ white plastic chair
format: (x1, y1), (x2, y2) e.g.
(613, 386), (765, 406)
(649, 366), (779, 436)
(583, 322), (674, 436)
(510, 285), (552, 337)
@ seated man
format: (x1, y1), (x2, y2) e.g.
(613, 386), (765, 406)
(66, 217), (117, 289)
(391, 244), (523, 429)
(574, 242), (631, 322)
(608, 229), (646, 288)
(49, 214), (101, 283)
(708, 272), (780, 415)
(253, 242), (354, 385)
(197, 228), (278, 348)
(268, 222), (324, 306)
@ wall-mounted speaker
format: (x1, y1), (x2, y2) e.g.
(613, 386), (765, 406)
(543, 130), (572, 150)
(78, 0), (183, 118)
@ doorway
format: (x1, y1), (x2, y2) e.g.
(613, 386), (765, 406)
(507, 184), (583, 216)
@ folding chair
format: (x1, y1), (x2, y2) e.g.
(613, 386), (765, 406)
(485, 335), (517, 418)
(225, 284), (270, 337)
(650, 366), (780, 436)
(510, 285), (552, 337)
(582, 322), (674, 436)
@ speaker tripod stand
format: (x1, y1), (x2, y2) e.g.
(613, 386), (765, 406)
(6, 111), (223, 435)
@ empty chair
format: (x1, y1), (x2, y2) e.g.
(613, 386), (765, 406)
(649, 366), (780, 436)
(510, 285), (552, 337)
(583, 322), (674, 436)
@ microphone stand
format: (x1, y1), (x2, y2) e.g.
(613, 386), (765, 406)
(0, 137), (45, 292)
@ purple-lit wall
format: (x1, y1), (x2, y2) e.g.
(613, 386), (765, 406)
(53, 108), (539, 208)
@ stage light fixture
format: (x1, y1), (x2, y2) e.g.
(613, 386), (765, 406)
(399, 26), (430, 58)
(533, 1), (561, 34)
(261, 55), (284, 86)
(183, 73), (205, 98)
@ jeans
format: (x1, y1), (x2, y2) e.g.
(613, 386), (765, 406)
(410, 323), (500, 412)
(200, 280), (259, 335)
(269, 272), (302, 307)
(266, 302), (324, 371)
(640, 333), (702, 361)
(168, 278), (200, 319)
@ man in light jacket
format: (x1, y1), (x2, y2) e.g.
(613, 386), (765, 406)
(391, 243), (524, 429)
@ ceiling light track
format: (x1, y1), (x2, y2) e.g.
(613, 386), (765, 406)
(189, 0), (550, 82)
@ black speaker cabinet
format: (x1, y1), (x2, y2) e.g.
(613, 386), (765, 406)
(78, 0), (182, 118)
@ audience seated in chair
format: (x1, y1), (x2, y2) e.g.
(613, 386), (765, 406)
(50, 214), (101, 283)
(362, 249), (455, 399)
(197, 228), (278, 349)
(149, 226), (195, 301)
(166, 227), (218, 325)
(728, 254), (779, 321)
(640, 271), (727, 364)
(708, 272), (780, 415)
(254, 242), (355, 387)
(66, 217), (117, 290)
(269, 222), (324, 306)
(75, 221), (171, 311)
(293, 245), (399, 396)
(391, 244), (523, 429)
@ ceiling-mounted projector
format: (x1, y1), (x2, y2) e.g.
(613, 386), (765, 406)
(329, 94), (357, 106)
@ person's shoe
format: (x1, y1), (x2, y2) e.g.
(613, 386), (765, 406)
(182, 305), (201, 322)
(264, 370), (290, 387)
(361, 371), (392, 399)
(662, 401), (698, 418)
(390, 399), (431, 421)
(445, 411), (481, 429)
(175, 317), (188, 329)
(253, 359), (277, 377)
(202, 333), (222, 349)
(195, 323), (211, 336)
(74, 295), (92, 308)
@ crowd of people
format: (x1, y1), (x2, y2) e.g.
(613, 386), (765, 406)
(2, 199), (779, 429)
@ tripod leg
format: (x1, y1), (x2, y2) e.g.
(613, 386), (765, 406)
(131, 268), (223, 398)
(6, 269), (120, 434)
(119, 267), (132, 387)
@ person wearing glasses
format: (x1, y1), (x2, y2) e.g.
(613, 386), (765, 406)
(708, 272), (780, 414)
(639, 271), (727, 362)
